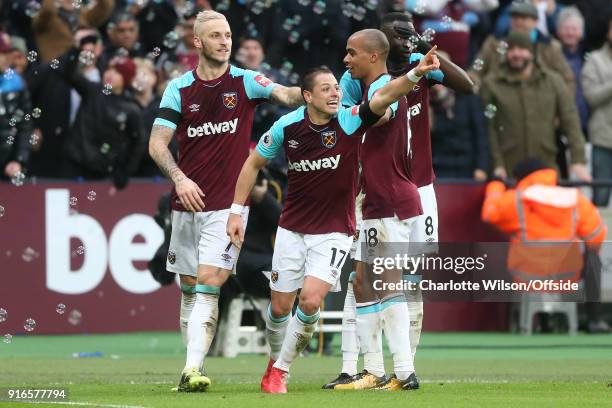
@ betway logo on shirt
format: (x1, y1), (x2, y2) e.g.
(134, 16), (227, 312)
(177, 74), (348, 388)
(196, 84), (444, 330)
(408, 103), (422, 118)
(187, 118), (238, 137)
(287, 155), (340, 172)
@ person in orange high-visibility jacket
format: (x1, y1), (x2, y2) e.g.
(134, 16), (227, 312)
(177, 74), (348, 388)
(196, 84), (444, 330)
(481, 158), (607, 284)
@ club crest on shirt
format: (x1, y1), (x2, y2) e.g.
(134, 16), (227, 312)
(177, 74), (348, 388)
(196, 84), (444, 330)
(321, 131), (337, 148)
(271, 271), (279, 283)
(222, 92), (238, 109)
(411, 85), (421, 92)
(167, 250), (176, 265)
(254, 74), (272, 87)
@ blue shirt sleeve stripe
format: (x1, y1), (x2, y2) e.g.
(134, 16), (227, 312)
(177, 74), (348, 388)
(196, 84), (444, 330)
(153, 118), (177, 130)
(154, 71), (195, 128)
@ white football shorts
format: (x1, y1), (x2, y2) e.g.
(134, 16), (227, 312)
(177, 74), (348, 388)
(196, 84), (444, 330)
(166, 207), (250, 276)
(350, 191), (364, 258)
(355, 214), (418, 263)
(409, 183), (439, 254)
(270, 226), (353, 293)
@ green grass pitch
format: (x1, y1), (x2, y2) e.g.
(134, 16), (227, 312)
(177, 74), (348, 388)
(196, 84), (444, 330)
(0, 332), (611, 407)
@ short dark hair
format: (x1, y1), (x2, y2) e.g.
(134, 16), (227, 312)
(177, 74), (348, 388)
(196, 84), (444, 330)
(239, 35), (264, 48)
(108, 12), (138, 29)
(380, 12), (413, 28)
(300, 66), (334, 93)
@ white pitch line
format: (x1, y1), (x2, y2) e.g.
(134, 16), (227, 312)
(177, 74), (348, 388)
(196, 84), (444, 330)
(7, 400), (148, 408)
(421, 379), (511, 384)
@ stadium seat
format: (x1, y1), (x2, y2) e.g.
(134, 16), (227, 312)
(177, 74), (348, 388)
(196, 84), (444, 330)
(215, 295), (269, 357)
(518, 292), (578, 335)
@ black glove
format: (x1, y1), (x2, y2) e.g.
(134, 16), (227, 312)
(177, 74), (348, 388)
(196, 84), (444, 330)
(393, 24), (433, 55)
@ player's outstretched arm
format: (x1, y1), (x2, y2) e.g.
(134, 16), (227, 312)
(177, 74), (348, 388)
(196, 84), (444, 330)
(227, 150), (269, 248)
(369, 46), (440, 116)
(269, 85), (305, 108)
(436, 52), (475, 94)
(394, 25), (474, 94)
(149, 124), (205, 212)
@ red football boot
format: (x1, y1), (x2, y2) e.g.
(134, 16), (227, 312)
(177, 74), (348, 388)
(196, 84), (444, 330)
(262, 366), (288, 394)
(260, 358), (275, 391)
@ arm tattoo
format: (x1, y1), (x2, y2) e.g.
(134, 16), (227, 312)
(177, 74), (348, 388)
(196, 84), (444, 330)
(149, 125), (184, 183)
(270, 86), (304, 108)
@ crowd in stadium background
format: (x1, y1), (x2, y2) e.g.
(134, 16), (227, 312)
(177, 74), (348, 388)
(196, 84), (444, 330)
(0, 0), (611, 197)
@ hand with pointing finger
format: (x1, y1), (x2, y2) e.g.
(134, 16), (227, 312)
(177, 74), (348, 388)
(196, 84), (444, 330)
(415, 45), (440, 77)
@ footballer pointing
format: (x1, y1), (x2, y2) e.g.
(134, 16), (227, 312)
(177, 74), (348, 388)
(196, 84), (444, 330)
(227, 31), (440, 394)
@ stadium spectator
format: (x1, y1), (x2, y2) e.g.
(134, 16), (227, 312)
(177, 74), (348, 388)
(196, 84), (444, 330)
(70, 29), (104, 126)
(100, 12), (143, 69)
(494, 0), (563, 38)
(62, 49), (145, 189)
(127, 0), (179, 55)
(407, 0), (495, 68)
(23, 28), (101, 178)
(462, 0), (502, 63)
(32, 0), (114, 63)
(235, 36), (267, 73)
(471, 1), (574, 93)
(559, 0), (612, 52)
(556, 6), (588, 135)
(236, 36), (289, 139)
(430, 83), (489, 180)
(267, 0), (351, 77)
(8, 35), (28, 75)
(582, 16), (612, 207)
(482, 158), (605, 254)
(133, 58), (159, 138)
(170, 8), (200, 73)
(481, 158), (607, 333)
(0, 0), (38, 52)
(0, 33), (33, 180)
(479, 31), (588, 180)
(133, 57), (170, 178)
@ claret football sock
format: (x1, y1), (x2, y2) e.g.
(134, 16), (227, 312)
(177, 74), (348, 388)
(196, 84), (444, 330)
(184, 285), (220, 371)
(341, 278), (359, 376)
(266, 304), (291, 361)
(274, 306), (320, 372)
(380, 294), (414, 380)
